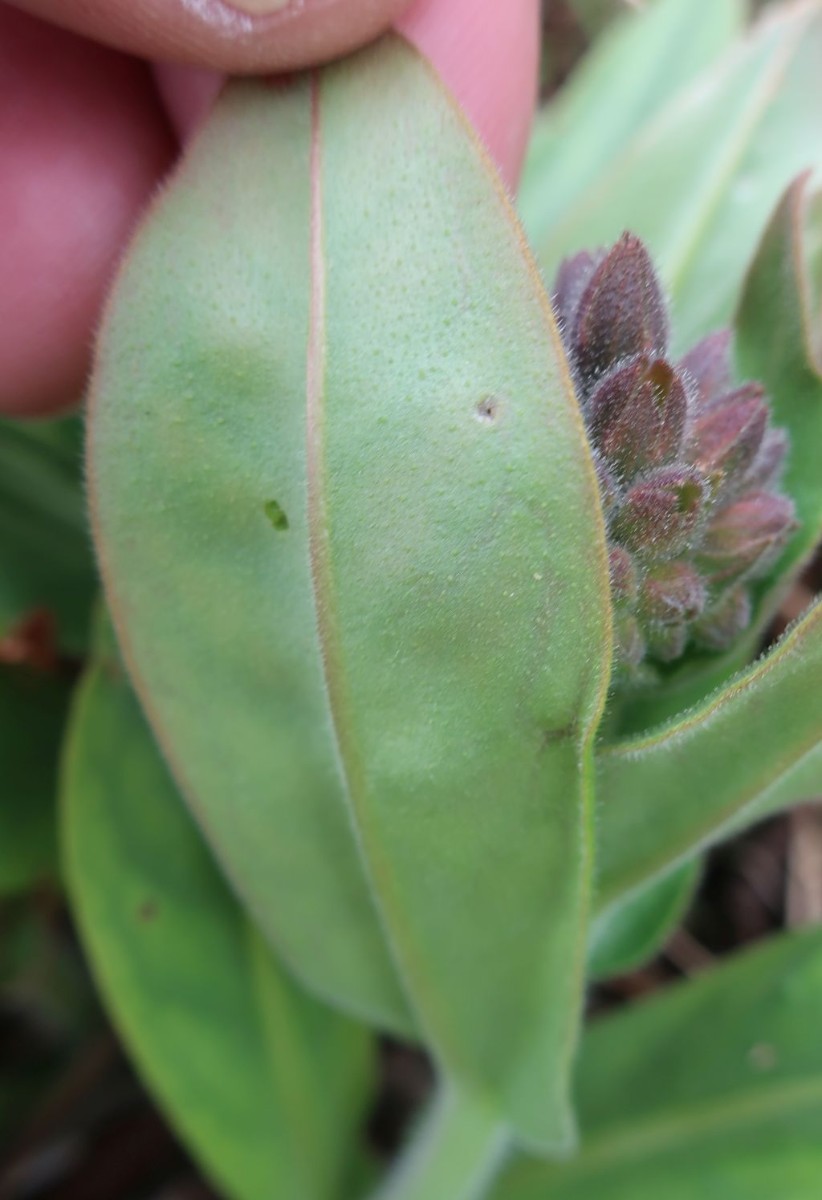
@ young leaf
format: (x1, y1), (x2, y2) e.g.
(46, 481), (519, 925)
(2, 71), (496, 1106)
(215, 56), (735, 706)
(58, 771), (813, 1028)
(0, 663), (69, 894)
(0, 416), (94, 655)
(587, 858), (700, 982)
(596, 600), (822, 906)
(62, 628), (373, 1200)
(526, 0), (822, 351)
(88, 36), (612, 1149)
(736, 173), (822, 599)
(495, 926), (822, 1199)
(524, 0), (744, 247)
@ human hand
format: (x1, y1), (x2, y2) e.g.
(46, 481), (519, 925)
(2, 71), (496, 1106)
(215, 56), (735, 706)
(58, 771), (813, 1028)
(0, 0), (539, 416)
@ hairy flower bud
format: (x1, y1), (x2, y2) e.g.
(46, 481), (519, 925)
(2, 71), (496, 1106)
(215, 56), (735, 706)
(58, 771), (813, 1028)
(571, 233), (668, 385)
(587, 355), (686, 477)
(552, 233), (798, 679)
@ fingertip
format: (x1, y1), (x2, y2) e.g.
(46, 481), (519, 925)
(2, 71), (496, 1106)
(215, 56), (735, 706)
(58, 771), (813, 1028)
(153, 63), (223, 142)
(397, 0), (540, 191)
(6, 0), (413, 73)
(0, 8), (174, 416)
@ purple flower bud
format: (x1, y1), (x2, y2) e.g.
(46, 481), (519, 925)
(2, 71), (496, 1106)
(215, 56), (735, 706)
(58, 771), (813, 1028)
(595, 457), (622, 517)
(551, 233), (797, 675)
(693, 587), (752, 651)
(743, 427), (789, 491)
(640, 561), (707, 627)
(690, 384), (768, 490)
(613, 466), (707, 559)
(647, 622), (688, 663)
(614, 612), (646, 669)
(608, 546), (638, 606)
(700, 490), (797, 583)
(552, 249), (604, 337)
(572, 234), (668, 385)
(588, 355), (686, 479)
(678, 330), (732, 409)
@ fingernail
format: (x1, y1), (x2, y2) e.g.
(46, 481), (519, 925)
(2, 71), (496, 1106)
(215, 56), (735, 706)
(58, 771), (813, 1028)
(228, 0), (292, 14)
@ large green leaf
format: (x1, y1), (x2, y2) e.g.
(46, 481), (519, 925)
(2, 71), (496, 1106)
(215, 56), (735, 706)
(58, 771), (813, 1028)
(62, 628), (372, 1200)
(596, 599), (822, 906)
(88, 36), (612, 1149)
(0, 416), (94, 655)
(524, 0), (822, 351)
(495, 926), (822, 1198)
(525, 0), (745, 245)
(0, 663), (69, 893)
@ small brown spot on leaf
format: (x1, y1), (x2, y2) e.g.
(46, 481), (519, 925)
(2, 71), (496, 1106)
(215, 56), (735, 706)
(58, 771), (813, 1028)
(540, 721), (578, 750)
(474, 396), (500, 424)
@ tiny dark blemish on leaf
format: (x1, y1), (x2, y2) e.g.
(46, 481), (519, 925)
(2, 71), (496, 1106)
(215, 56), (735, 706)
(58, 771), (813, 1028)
(474, 395), (501, 424)
(138, 899), (158, 923)
(263, 500), (289, 531)
(540, 721), (578, 750)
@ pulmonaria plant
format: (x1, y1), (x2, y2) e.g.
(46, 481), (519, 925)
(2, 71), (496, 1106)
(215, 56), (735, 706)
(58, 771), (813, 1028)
(553, 234), (798, 678)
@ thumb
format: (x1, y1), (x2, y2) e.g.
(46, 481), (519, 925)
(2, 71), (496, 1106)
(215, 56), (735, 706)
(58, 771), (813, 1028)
(2, 0), (413, 73)
(158, 0), (540, 191)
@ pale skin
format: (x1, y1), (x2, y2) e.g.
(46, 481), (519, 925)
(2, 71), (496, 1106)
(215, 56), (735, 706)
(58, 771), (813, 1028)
(0, 0), (540, 416)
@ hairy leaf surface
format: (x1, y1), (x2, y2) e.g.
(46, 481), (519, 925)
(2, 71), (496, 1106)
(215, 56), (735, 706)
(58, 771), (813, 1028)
(597, 600), (822, 904)
(89, 36), (611, 1147)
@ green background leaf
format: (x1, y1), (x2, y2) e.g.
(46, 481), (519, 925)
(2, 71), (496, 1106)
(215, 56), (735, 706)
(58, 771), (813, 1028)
(596, 600), (822, 907)
(523, 0), (822, 350)
(0, 664), (70, 894)
(496, 927), (822, 1198)
(0, 416), (95, 655)
(588, 859), (700, 981)
(526, 0), (745, 249)
(62, 630), (372, 1200)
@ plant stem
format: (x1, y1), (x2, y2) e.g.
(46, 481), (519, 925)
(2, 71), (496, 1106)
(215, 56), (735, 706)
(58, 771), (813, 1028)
(369, 1083), (509, 1200)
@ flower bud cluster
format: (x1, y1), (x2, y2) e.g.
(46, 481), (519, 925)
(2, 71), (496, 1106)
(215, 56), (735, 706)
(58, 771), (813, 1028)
(553, 233), (797, 676)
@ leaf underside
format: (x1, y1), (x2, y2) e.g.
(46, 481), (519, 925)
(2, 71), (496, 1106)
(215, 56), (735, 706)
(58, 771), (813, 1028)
(88, 35), (612, 1148)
